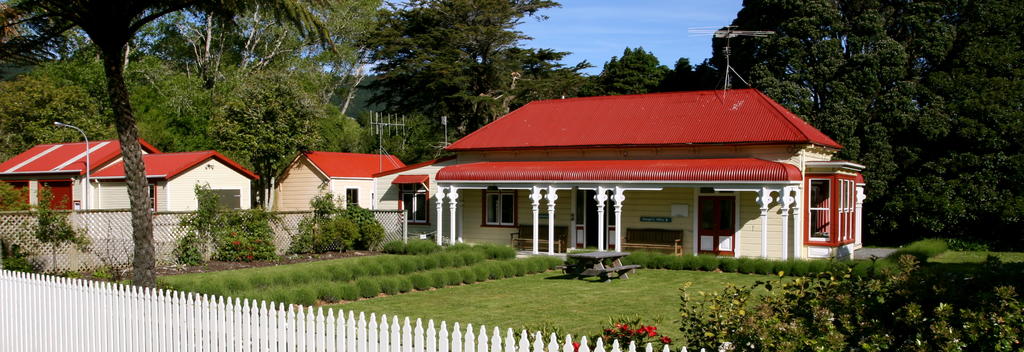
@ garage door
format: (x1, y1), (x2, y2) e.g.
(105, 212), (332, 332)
(40, 180), (73, 209)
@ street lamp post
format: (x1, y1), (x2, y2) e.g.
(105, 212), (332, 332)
(54, 122), (90, 210)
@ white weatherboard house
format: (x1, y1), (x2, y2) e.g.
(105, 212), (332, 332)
(0, 140), (257, 211)
(274, 152), (405, 211)
(374, 89), (866, 260)
(90, 151), (258, 211)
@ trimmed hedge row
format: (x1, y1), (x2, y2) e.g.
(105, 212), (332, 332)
(240, 256), (564, 305)
(161, 250), (492, 295)
(621, 251), (897, 278)
(382, 240), (518, 260)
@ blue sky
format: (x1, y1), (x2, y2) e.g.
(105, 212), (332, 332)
(517, 0), (744, 74)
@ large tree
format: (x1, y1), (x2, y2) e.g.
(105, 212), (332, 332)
(596, 47), (668, 95)
(0, 0), (330, 286)
(364, 0), (589, 151)
(720, 0), (1024, 247)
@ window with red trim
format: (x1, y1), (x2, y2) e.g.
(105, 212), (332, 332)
(400, 184), (428, 224)
(806, 175), (857, 246)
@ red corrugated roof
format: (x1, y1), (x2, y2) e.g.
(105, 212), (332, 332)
(392, 174), (430, 186)
(436, 158), (802, 182)
(92, 151), (258, 180)
(446, 89), (841, 151)
(0, 139), (160, 176)
(373, 156), (455, 177)
(304, 152), (406, 178)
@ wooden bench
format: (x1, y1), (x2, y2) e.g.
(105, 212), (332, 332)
(511, 225), (569, 253)
(623, 228), (684, 255)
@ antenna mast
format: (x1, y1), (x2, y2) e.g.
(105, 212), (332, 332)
(370, 112), (405, 173)
(689, 26), (775, 90)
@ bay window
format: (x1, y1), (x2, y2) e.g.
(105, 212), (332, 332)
(806, 175), (858, 246)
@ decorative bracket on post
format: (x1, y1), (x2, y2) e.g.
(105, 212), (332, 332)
(594, 186), (610, 251)
(529, 186), (544, 254)
(435, 186), (447, 245)
(447, 186), (459, 244)
(612, 186), (626, 252)
(755, 187), (774, 258)
(545, 186), (559, 255)
(779, 186), (798, 260)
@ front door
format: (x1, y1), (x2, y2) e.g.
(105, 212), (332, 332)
(698, 196), (735, 256)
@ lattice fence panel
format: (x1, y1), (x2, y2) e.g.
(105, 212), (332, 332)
(0, 209), (404, 273)
(374, 210), (407, 245)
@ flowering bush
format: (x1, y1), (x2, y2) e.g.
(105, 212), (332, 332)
(213, 210), (278, 262)
(596, 316), (671, 348)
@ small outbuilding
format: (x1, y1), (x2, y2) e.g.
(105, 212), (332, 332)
(90, 151), (258, 211)
(0, 139), (160, 209)
(273, 152), (405, 211)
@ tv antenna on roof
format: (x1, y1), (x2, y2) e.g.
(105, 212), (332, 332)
(689, 26), (775, 90)
(370, 111), (405, 173)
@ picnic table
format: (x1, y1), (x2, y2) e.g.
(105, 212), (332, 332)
(562, 251), (640, 281)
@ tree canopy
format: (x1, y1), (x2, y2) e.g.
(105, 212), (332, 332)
(721, 0), (1024, 247)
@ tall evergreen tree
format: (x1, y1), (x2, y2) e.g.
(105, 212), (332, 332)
(364, 0), (589, 156)
(597, 47), (668, 95)
(721, 0), (1024, 247)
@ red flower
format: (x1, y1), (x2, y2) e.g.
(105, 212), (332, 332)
(246, 255), (254, 261)
(620, 324), (630, 331)
(231, 241), (241, 246)
(660, 336), (671, 345)
(644, 326), (657, 337)
(572, 342), (580, 352)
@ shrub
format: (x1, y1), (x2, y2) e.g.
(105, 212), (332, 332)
(443, 270), (463, 285)
(213, 209), (278, 262)
(334, 283), (360, 301)
(0, 239), (35, 272)
(356, 278), (381, 298)
(341, 206), (386, 250)
(753, 259), (774, 275)
(477, 244), (517, 260)
(719, 258), (740, 272)
(381, 240), (407, 254)
(429, 271), (447, 288)
(459, 268), (476, 284)
(379, 277), (401, 295)
(396, 277), (414, 293)
(293, 287), (318, 306)
(410, 273), (433, 290)
(446, 243), (474, 252)
(472, 266), (489, 282)
(678, 256), (1024, 350)
(789, 261), (810, 276)
(737, 258), (757, 274)
(396, 256), (419, 274)
(890, 239), (949, 263)
(511, 260), (529, 276)
(696, 255), (719, 271)
(406, 240), (442, 255)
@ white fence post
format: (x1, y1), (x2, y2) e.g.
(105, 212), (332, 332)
(1, 270), (711, 352)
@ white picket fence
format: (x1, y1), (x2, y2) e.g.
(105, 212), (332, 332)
(0, 270), (715, 352)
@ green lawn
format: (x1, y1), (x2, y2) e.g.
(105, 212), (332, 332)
(328, 269), (779, 341)
(930, 251), (1024, 263)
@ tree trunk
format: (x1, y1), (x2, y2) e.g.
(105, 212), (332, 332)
(101, 47), (156, 287)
